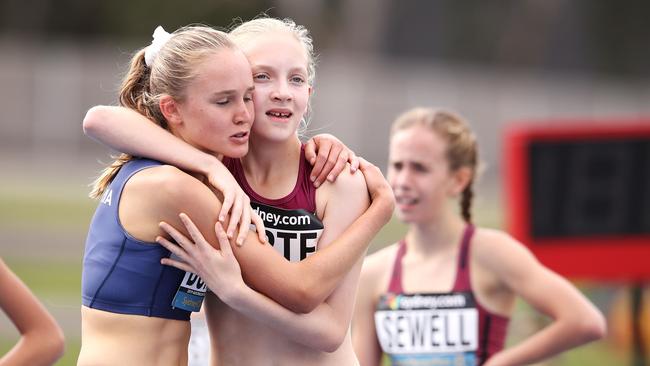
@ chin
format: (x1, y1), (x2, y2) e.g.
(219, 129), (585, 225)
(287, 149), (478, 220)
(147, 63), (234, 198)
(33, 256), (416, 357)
(223, 145), (249, 159)
(396, 211), (416, 223)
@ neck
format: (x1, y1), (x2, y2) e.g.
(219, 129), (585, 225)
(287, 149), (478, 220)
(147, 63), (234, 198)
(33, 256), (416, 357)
(405, 209), (467, 257)
(241, 135), (302, 186)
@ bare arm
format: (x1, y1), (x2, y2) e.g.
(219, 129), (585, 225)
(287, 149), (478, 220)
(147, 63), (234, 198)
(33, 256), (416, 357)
(83, 106), (358, 234)
(167, 169), (370, 352)
(0, 259), (65, 366)
(133, 161), (393, 314)
(479, 232), (606, 366)
(352, 251), (386, 366)
(83, 105), (265, 244)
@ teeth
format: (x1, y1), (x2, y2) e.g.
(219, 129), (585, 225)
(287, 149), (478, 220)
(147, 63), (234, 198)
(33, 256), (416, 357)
(267, 111), (291, 118)
(397, 197), (417, 205)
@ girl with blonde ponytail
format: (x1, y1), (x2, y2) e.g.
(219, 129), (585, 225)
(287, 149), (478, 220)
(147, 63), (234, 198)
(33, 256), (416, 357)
(353, 107), (606, 366)
(80, 22), (394, 366)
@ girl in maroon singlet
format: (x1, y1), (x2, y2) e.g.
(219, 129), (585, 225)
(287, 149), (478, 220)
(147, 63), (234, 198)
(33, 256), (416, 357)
(353, 107), (606, 366)
(82, 18), (395, 366)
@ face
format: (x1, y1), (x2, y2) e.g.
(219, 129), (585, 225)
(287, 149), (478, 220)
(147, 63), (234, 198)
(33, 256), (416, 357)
(172, 48), (255, 158)
(388, 125), (459, 224)
(238, 31), (311, 144)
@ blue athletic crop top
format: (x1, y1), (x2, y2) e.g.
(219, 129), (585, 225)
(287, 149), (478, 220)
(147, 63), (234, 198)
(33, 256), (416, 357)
(81, 158), (195, 321)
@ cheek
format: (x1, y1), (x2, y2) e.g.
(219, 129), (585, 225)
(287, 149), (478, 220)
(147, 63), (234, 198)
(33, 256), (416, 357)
(297, 89), (310, 111)
(386, 169), (397, 187)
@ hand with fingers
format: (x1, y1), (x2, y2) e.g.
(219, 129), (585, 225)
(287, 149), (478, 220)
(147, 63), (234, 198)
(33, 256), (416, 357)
(304, 134), (360, 187)
(357, 157), (396, 222)
(205, 161), (267, 246)
(158, 213), (247, 304)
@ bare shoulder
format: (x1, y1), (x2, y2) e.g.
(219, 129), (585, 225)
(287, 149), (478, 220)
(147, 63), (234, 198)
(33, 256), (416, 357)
(321, 166), (368, 196)
(358, 242), (400, 297)
(316, 166), (369, 219)
(125, 165), (211, 207)
(362, 242), (400, 278)
(472, 227), (539, 276)
(120, 164), (221, 241)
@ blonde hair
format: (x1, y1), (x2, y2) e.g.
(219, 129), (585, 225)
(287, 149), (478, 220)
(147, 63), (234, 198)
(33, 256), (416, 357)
(229, 16), (316, 136)
(89, 25), (235, 198)
(391, 107), (479, 223)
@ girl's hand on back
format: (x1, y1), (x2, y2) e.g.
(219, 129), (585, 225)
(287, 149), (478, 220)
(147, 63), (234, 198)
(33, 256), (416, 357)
(305, 134), (360, 187)
(206, 160), (266, 245)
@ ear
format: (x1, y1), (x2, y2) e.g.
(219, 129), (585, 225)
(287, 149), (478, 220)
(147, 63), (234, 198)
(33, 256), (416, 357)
(448, 167), (473, 196)
(159, 95), (183, 127)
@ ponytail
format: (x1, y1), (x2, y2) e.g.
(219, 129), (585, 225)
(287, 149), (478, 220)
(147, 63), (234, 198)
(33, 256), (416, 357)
(89, 49), (150, 199)
(460, 180), (474, 223)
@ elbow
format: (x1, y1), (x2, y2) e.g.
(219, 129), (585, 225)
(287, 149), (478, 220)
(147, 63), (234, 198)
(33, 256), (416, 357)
(318, 327), (347, 353)
(47, 328), (66, 363)
(283, 287), (321, 314)
(581, 311), (607, 342)
(25, 325), (65, 364)
(44, 323), (66, 362)
(569, 309), (607, 344)
(82, 105), (108, 137)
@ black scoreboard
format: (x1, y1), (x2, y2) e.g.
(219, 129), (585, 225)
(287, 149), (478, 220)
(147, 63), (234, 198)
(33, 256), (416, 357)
(504, 121), (650, 281)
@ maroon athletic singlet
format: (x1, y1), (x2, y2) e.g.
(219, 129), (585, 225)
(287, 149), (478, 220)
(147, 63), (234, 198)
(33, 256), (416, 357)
(222, 146), (324, 262)
(374, 225), (509, 366)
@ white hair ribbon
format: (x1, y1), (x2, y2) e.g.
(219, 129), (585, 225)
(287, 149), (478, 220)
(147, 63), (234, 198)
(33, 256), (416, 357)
(144, 26), (172, 67)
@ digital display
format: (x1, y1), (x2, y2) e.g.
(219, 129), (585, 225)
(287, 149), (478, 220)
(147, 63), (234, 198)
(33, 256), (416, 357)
(529, 139), (650, 239)
(503, 121), (650, 281)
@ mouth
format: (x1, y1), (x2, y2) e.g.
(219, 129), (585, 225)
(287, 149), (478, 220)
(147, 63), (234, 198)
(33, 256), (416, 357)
(229, 131), (249, 144)
(266, 110), (293, 119)
(395, 196), (419, 208)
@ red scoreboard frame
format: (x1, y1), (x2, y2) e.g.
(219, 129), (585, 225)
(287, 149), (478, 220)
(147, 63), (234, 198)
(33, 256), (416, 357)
(503, 119), (650, 281)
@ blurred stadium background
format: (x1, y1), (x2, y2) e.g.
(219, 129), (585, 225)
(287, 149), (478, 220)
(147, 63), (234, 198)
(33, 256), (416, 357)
(1, 1), (649, 365)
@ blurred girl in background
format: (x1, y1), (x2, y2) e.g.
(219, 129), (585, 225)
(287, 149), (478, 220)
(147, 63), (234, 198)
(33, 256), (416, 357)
(352, 107), (606, 366)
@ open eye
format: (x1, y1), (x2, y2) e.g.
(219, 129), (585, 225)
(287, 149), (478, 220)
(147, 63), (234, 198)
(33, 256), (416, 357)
(290, 75), (306, 84)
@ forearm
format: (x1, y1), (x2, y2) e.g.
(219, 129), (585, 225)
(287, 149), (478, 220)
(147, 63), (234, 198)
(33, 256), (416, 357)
(246, 196), (391, 313)
(487, 315), (604, 365)
(83, 105), (218, 175)
(297, 197), (391, 305)
(225, 283), (344, 352)
(0, 261), (64, 365)
(1, 330), (64, 366)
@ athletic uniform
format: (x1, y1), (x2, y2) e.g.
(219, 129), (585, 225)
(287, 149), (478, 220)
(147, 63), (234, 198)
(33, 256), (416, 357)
(185, 147), (326, 365)
(374, 225), (509, 366)
(223, 145), (324, 261)
(82, 158), (206, 321)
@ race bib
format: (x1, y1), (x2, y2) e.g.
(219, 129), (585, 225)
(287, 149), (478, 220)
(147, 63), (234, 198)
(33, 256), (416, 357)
(172, 271), (207, 312)
(375, 292), (479, 366)
(252, 202), (324, 262)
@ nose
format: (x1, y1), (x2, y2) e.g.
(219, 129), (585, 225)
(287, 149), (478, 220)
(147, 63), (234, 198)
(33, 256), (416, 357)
(390, 168), (412, 192)
(233, 99), (253, 125)
(270, 80), (292, 102)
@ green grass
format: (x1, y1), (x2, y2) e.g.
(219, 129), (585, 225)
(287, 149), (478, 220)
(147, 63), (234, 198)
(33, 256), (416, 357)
(3, 259), (81, 297)
(0, 191), (95, 230)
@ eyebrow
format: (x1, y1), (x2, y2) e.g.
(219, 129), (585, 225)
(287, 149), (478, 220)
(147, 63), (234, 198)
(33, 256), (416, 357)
(211, 86), (255, 97)
(253, 64), (307, 74)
